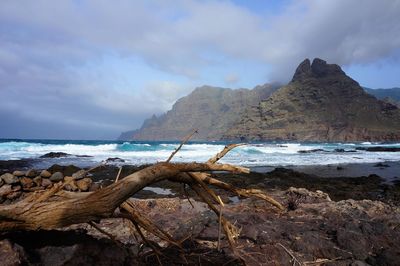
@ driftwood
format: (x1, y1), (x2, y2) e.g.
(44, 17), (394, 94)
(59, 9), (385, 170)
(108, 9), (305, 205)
(0, 141), (283, 256)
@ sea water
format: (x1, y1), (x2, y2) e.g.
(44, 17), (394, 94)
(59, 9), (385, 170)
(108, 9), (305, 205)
(0, 139), (399, 168)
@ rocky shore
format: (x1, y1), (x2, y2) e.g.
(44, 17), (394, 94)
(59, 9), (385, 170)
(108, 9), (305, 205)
(0, 160), (400, 265)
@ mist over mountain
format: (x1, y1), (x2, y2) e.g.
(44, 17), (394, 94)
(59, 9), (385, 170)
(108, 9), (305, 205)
(120, 59), (400, 142)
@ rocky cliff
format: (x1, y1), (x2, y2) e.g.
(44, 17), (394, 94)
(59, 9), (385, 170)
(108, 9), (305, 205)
(129, 84), (279, 140)
(124, 58), (400, 142)
(223, 58), (400, 141)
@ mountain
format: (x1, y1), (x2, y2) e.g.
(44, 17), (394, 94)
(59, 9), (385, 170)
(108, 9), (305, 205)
(222, 58), (400, 141)
(364, 87), (400, 107)
(118, 130), (138, 141)
(127, 84), (279, 140)
(122, 58), (400, 142)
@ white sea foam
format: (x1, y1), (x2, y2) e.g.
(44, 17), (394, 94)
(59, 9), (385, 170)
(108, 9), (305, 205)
(0, 140), (399, 167)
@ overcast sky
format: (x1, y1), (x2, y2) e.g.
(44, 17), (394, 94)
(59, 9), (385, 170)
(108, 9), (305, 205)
(1, 0), (400, 140)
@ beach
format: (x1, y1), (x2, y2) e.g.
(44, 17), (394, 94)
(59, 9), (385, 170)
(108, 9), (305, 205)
(1, 140), (400, 265)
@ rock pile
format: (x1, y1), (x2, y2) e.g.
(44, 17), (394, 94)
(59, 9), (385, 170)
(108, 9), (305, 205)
(0, 168), (97, 202)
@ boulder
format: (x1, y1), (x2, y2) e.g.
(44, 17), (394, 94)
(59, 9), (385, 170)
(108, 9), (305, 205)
(72, 170), (86, 180)
(20, 177), (34, 189)
(40, 170), (52, 178)
(1, 173), (19, 184)
(12, 170), (25, 177)
(50, 172), (64, 182)
(76, 178), (92, 191)
(25, 169), (37, 178)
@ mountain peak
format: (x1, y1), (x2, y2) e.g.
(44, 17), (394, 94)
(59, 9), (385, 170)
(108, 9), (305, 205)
(292, 58), (344, 82)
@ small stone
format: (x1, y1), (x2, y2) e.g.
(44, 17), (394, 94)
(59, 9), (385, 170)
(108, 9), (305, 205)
(25, 169), (37, 177)
(12, 170), (25, 177)
(20, 177), (34, 189)
(33, 176), (42, 186)
(41, 178), (53, 188)
(0, 185), (12, 198)
(72, 170), (86, 180)
(50, 172), (64, 182)
(76, 178), (92, 191)
(40, 170), (52, 178)
(1, 173), (19, 184)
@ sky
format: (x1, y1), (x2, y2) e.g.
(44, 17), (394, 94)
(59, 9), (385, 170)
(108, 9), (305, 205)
(0, 0), (400, 140)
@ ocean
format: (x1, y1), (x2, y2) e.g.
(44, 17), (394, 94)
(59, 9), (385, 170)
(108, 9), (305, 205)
(0, 139), (399, 169)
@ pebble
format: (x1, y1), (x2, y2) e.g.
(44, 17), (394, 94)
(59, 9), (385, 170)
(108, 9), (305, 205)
(40, 170), (52, 178)
(26, 169), (38, 178)
(50, 172), (64, 182)
(1, 173), (19, 184)
(12, 170), (25, 177)
(72, 170), (86, 180)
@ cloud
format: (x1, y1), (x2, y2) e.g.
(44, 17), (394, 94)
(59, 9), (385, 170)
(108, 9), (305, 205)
(224, 74), (240, 85)
(0, 0), (399, 138)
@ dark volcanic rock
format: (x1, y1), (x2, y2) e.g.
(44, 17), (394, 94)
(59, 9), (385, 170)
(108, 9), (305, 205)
(47, 164), (81, 176)
(356, 146), (400, 152)
(105, 157), (125, 163)
(40, 152), (70, 158)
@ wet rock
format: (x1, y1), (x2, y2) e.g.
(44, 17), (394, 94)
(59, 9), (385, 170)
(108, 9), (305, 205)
(0, 185), (12, 198)
(40, 170), (52, 178)
(12, 170), (25, 177)
(20, 177), (34, 189)
(356, 146), (400, 152)
(1, 173), (19, 184)
(298, 149), (325, 153)
(76, 178), (92, 191)
(337, 166), (344, 170)
(50, 172), (64, 182)
(25, 169), (38, 178)
(40, 152), (70, 158)
(374, 162), (390, 168)
(72, 169), (86, 180)
(33, 176), (42, 186)
(105, 157), (125, 163)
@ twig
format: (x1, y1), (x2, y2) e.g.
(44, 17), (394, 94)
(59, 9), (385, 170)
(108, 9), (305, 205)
(277, 243), (303, 266)
(217, 195), (224, 251)
(88, 221), (120, 245)
(114, 166), (123, 183)
(166, 129), (198, 162)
